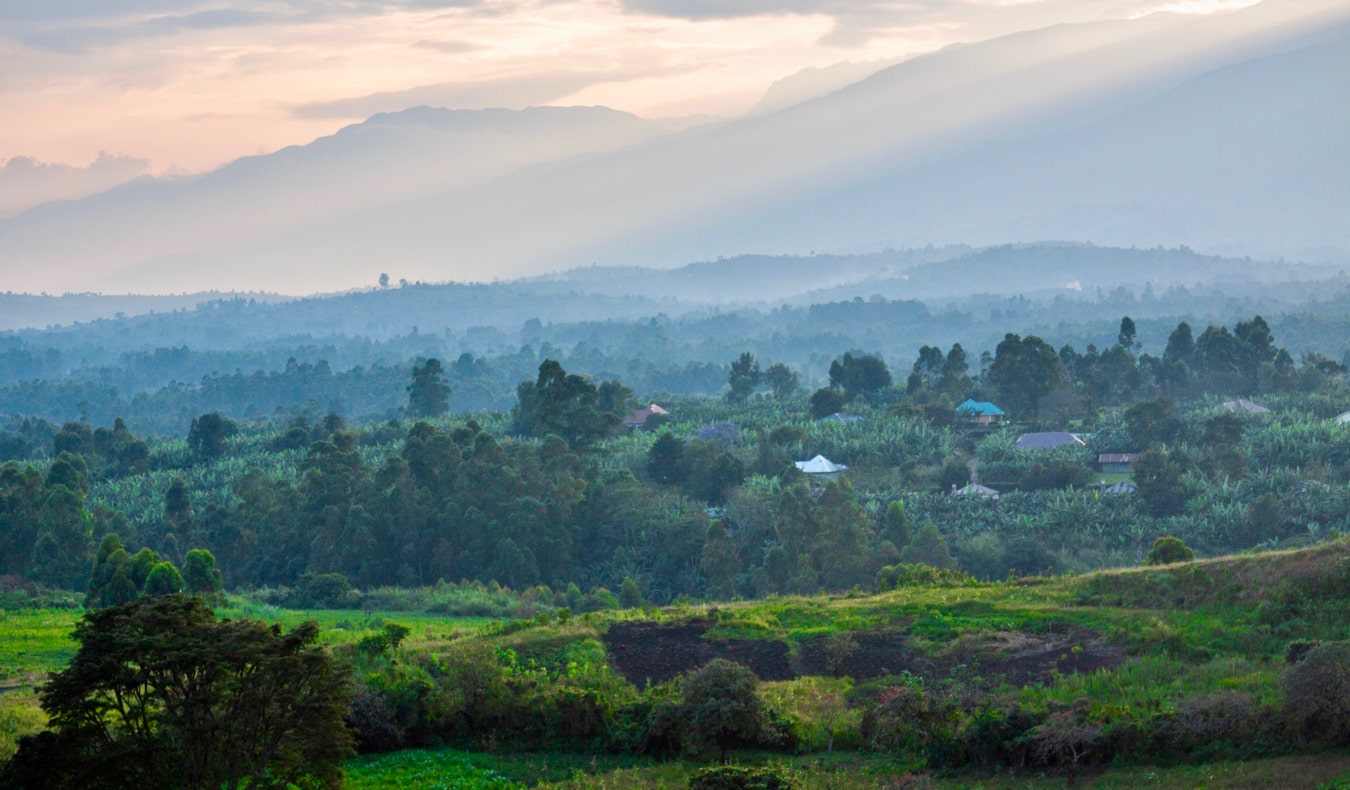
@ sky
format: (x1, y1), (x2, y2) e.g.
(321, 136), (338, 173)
(1, 0), (1262, 192)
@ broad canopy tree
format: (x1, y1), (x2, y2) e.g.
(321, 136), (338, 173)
(2, 595), (352, 790)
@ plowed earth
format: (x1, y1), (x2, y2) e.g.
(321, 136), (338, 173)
(603, 619), (1124, 687)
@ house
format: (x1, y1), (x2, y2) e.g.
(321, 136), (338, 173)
(1335, 411), (1350, 425)
(1099, 481), (1137, 495)
(956, 399), (1006, 425)
(1014, 432), (1086, 451)
(818, 412), (863, 425)
(952, 483), (999, 499)
(623, 403), (669, 428)
(1218, 399), (1270, 414)
(794, 455), (847, 482)
(1098, 453), (1140, 474)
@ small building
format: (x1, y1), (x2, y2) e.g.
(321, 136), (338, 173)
(1218, 399), (1270, 415)
(1014, 432), (1086, 451)
(1097, 453), (1140, 474)
(1099, 480), (1137, 495)
(1334, 411), (1350, 425)
(795, 455), (847, 482)
(952, 483), (999, 499)
(623, 403), (669, 428)
(956, 399), (1006, 425)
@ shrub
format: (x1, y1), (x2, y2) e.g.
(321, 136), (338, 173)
(875, 563), (975, 592)
(688, 765), (801, 790)
(1146, 536), (1194, 565)
(1282, 640), (1350, 744)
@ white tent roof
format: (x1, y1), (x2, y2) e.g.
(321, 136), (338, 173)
(1336, 411), (1350, 424)
(795, 455), (847, 474)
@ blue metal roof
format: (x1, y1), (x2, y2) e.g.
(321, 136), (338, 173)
(957, 399), (1005, 416)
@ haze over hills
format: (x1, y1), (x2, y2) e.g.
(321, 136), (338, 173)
(0, 0), (1347, 295)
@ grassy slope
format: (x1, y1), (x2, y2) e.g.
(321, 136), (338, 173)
(5, 538), (1350, 783)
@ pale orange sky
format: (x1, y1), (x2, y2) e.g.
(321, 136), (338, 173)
(0, 0), (1264, 175)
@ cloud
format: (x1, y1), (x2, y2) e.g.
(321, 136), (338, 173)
(291, 72), (623, 118)
(0, 152), (151, 217)
(413, 38), (478, 53)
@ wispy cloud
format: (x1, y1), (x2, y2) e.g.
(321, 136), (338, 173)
(0, 152), (150, 217)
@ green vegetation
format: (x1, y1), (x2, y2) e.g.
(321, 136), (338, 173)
(3, 302), (1350, 786)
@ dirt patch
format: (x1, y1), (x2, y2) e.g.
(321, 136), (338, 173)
(604, 620), (793, 686)
(796, 631), (936, 680)
(947, 628), (1126, 686)
(604, 620), (1125, 689)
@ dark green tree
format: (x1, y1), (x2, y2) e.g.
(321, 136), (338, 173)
(406, 358), (451, 419)
(763, 363), (799, 401)
(182, 548), (225, 606)
(986, 334), (1067, 418)
(1118, 316), (1137, 349)
(511, 359), (618, 447)
(808, 387), (845, 420)
(187, 412), (237, 461)
(1146, 536), (1194, 565)
(1133, 448), (1188, 517)
(675, 659), (776, 762)
(1, 595), (353, 790)
(727, 352), (762, 403)
(828, 352), (891, 402)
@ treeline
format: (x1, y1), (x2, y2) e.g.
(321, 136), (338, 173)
(1, 315), (1348, 605)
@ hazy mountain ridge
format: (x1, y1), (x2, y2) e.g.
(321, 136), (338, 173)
(5, 243), (1345, 337)
(0, 1), (1346, 294)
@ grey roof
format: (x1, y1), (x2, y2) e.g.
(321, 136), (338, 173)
(795, 455), (847, 474)
(952, 483), (999, 498)
(1100, 481), (1137, 495)
(1218, 399), (1270, 414)
(1015, 432), (1086, 451)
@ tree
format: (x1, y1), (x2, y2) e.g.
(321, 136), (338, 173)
(187, 412), (237, 461)
(182, 548), (225, 606)
(1283, 641), (1350, 745)
(1124, 399), (1179, 449)
(808, 387), (845, 420)
(1117, 316), (1137, 349)
(378, 272), (390, 289)
(676, 659), (776, 761)
(1146, 536), (1194, 565)
(406, 358), (451, 419)
(986, 334), (1067, 418)
(2, 595), (353, 790)
(1134, 449), (1188, 517)
(511, 359), (618, 447)
(828, 352), (891, 402)
(763, 363), (799, 401)
(727, 352), (762, 403)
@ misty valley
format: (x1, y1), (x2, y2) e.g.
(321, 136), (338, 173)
(4, 0), (1350, 786)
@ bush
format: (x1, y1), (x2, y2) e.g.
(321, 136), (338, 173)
(875, 563), (974, 592)
(1146, 536), (1194, 565)
(689, 765), (801, 790)
(1282, 640), (1350, 744)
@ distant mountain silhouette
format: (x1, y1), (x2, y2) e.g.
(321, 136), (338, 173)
(0, 0), (1345, 294)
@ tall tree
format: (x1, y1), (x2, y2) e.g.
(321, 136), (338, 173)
(828, 352), (891, 402)
(986, 334), (1067, 418)
(406, 358), (452, 419)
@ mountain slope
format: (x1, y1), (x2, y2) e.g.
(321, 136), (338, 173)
(1, 1), (1346, 294)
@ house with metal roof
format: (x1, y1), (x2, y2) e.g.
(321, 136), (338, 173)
(1097, 453), (1140, 473)
(623, 403), (669, 428)
(1218, 398), (1270, 414)
(1014, 432), (1086, 451)
(952, 483), (999, 499)
(956, 399), (1006, 424)
(795, 455), (848, 482)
